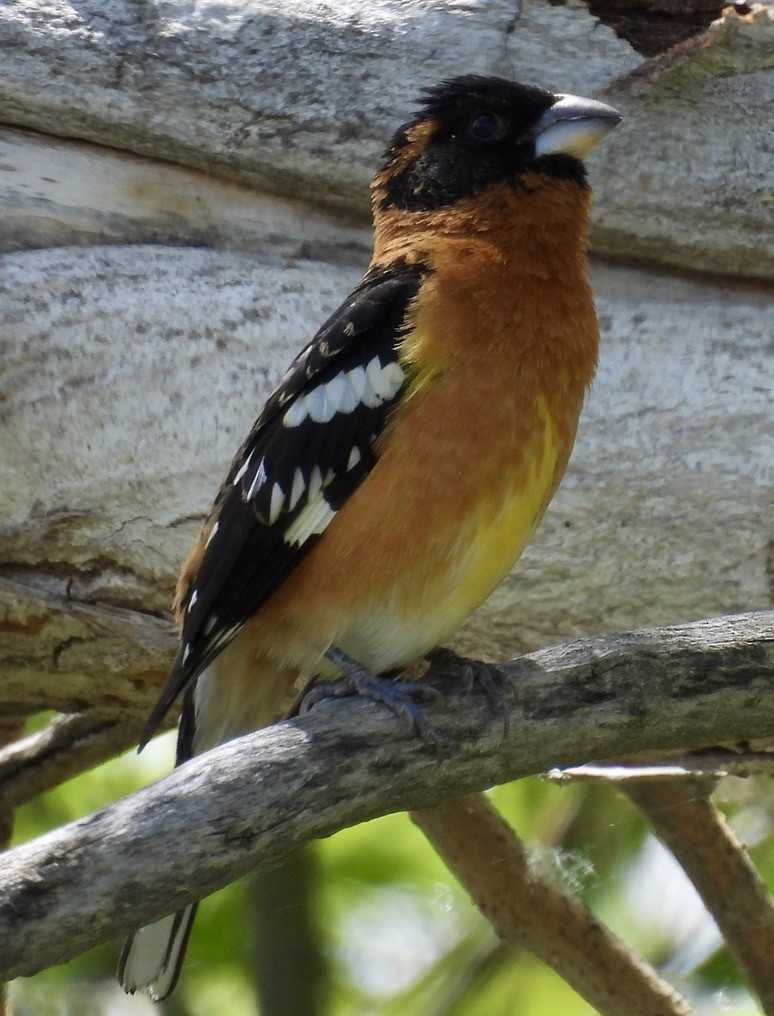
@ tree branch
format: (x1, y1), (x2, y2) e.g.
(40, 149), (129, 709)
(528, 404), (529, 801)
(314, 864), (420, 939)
(412, 795), (696, 1016)
(0, 712), (143, 813)
(551, 750), (774, 782)
(624, 778), (774, 1013)
(0, 611), (772, 980)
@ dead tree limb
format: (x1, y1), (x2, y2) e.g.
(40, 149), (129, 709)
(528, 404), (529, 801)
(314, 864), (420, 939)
(0, 611), (772, 981)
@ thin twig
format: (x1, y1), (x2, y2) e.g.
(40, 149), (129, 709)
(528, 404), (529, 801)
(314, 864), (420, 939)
(550, 752), (774, 783)
(624, 779), (774, 1014)
(412, 795), (697, 1016)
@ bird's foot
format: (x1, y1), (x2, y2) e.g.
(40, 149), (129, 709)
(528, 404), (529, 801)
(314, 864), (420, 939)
(290, 646), (443, 753)
(427, 648), (514, 740)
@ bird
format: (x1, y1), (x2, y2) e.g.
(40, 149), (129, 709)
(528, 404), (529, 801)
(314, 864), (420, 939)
(118, 73), (621, 1000)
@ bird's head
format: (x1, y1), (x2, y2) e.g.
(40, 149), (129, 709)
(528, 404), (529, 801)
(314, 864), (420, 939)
(372, 75), (621, 214)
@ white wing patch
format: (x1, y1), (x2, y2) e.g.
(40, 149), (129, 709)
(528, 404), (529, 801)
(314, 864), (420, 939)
(323, 374), (348, 411)
(282, 359), (404, 429)
(366, 356), (402, 401)
(283, 398), (308, 427)
(307, 465), (324, 500)
(268, 482), (284, 524)
(347, 365), (368, 400)
(284, 493), (337, 547)
(226, 355), (405, 541)
(232, 450), (253, 485)
(305, 386), (336, 424)
(332, 375), (360, 412)
(245, 458), (267, 500)
(289, 467), (306, 511)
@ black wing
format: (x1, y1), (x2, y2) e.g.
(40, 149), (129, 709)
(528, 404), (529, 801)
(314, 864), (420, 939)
(142, 263), (425, 748)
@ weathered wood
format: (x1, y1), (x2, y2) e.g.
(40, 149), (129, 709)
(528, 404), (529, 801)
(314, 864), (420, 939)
(0, 1), (771, 818)
(0, 578), (176, 717)
(2, 248), (772, 722)
(0, 710), (143, 813)
(0, 247), (360, 729)
(0, 4), (770, 1006)
(0, 720), (23, 1016)
(0, 611), (772, 980)
(0, 1), (637, 217)
(577, 0), (726, 57)
(592, 5), (774, 279)
(0, 2), (771, 277)
(0, 125), (369, 258)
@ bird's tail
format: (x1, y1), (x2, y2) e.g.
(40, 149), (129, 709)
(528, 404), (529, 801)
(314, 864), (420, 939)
(118, 684), (203, 1000)
(117, 665), (292, 998)
(118, 903), (198, 1002)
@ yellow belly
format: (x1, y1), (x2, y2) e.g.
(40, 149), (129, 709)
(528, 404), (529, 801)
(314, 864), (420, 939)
(421, 397), (560, 631)
(338, 396), (562, 670)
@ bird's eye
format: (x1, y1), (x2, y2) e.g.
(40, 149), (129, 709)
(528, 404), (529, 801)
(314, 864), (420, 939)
(468, 112), (504, 141)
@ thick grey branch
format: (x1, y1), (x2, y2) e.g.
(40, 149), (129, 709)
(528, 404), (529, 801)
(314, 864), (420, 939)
(0, 611), (772, 980)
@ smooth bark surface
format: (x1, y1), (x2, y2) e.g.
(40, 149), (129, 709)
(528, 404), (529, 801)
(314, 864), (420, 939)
(0, 1), (637, 220)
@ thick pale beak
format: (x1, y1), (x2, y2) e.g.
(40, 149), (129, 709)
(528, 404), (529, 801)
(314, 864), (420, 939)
(534, 94), (622, 160)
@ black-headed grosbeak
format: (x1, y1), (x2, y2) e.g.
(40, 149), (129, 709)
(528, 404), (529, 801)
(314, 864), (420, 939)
(119, 75), (620, 999)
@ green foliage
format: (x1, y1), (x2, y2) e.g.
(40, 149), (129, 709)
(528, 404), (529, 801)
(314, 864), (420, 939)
(9, 737), (772, 1016)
